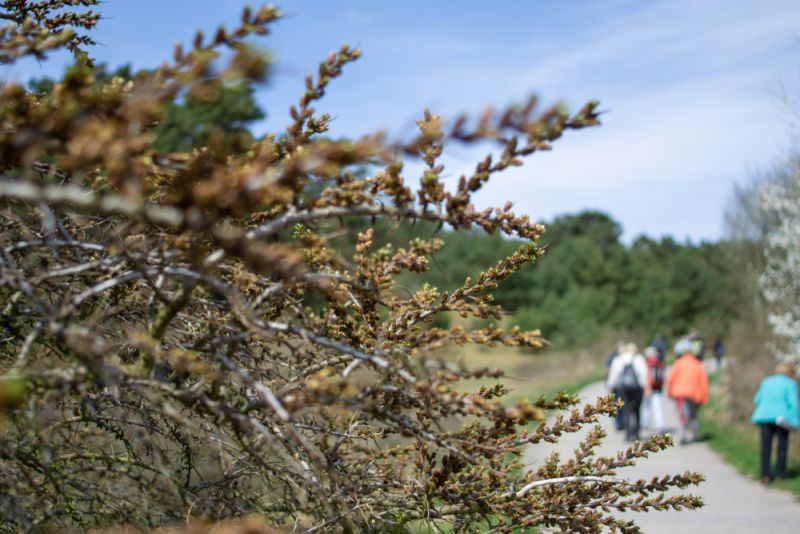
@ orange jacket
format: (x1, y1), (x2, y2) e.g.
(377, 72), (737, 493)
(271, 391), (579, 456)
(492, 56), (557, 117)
(666, 354), (709, 405)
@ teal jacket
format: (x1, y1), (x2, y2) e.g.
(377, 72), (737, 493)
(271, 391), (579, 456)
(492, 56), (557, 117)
(751, 374), (800, 429)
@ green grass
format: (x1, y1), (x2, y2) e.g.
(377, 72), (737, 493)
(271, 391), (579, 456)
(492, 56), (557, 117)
(408, 348), (605, 533)
(443, 342), (605, 407)
(700, 375), (800, 498)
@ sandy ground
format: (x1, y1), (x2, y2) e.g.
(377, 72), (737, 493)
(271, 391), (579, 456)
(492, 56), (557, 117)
(524, 381), (800, 533)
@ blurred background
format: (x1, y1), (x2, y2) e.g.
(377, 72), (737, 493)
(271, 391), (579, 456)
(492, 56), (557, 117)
(4, 0), (800, 494)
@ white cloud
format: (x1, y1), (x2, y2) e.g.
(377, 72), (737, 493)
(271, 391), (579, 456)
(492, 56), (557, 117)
(3, 0), (798, 241)
(364, 0), (800, 240)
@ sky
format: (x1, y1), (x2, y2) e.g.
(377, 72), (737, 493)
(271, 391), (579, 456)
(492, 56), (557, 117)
(4, 0), (800, 242)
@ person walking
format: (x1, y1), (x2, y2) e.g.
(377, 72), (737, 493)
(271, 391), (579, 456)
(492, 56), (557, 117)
(651, 334), (668, 363)
(751, 362), (800, 484)
(713, 337), (726, 372)
(641, 346), (665, 432)
(666, 339), (709, 444)
(605, 341), (625, 431)
(688, 330), (705, 361)
(607, 343), (650, 441)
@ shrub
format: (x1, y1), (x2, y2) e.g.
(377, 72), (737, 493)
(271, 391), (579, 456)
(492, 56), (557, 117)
(0, 2), (701, 532)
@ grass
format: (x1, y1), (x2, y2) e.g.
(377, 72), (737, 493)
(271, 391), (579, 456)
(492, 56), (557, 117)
(441, 342), (605, 407)
(407, 342), (607, 533)
(700, 374), (800, 498)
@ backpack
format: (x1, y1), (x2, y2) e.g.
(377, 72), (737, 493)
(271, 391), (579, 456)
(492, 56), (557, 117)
(619, 362), (641, 392)
(650, 362), (665, 390)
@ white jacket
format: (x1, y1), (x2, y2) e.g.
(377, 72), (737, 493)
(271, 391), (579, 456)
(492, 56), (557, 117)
(606, 350), (648, 391)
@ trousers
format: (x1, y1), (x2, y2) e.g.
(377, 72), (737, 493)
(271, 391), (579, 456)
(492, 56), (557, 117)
(676, 398), (699, 443)
(641, 390), (664, 430)
(759, 422), (789, 479)
(621, 388), (644, 441)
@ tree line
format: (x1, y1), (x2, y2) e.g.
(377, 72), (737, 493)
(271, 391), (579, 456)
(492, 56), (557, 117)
(26, 63), (741, 350)
(29, 62), (743, 352)
(373, 211), (738, 349)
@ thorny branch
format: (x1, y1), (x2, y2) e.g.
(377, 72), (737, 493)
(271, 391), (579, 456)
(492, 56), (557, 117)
(0, 2), (702, 533)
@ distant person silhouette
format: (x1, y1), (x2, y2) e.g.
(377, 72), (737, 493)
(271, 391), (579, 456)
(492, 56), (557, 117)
(641, 346), (665, 432)
(713, 337), (726, 371)
(752, 362), (800, 484)
(651, 334), (668, 362)
(607, 343), (650, 441)
(666, 340), (709, 444)
(688, 329), (705, 361)
(604, 341), (625, 431)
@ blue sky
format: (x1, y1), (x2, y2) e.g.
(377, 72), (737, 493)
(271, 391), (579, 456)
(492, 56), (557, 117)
(4, 0), (800, 242)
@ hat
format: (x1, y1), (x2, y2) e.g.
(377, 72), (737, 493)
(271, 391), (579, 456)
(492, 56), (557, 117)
(644, 346), (658, 357)
(674, 339), (693, 355)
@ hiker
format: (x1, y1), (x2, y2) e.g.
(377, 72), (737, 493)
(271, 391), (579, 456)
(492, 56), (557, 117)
(713, 337), (726, 371)
(651, 334), (668, 362)
(606, 343), (649, 441)
(688, 330), (705, 361)
(666, 339), (709, 444)
(641, 346), (665, 432)
(751, 362), (800, 484)
(604, 341), (625, 431)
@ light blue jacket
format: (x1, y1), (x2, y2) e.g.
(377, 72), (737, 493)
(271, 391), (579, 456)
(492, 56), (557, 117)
(751, 374), (800, 429)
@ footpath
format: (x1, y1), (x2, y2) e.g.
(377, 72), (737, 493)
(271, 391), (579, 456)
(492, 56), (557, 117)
(524, 381), (800, 533)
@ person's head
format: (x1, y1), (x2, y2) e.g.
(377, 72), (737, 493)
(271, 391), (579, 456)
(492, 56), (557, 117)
(621, 342), (638, 354)
(674, 339), (694, 357)
(776, 362), (796, 377)
(644, 346), (658, 358)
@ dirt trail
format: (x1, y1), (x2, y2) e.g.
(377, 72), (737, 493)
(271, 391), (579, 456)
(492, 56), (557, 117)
(524, 381), (800, 533)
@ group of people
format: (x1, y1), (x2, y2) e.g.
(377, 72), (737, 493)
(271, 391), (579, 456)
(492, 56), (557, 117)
(604, 335), (800, 485)
(605, 337), (708, 444)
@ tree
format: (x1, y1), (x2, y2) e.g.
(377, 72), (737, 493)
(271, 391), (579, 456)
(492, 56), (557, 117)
(0, 2), (702, 532)
(757, 158), (800, 365)
(151, 80), (265, 152)
(28, 63), (266, 153)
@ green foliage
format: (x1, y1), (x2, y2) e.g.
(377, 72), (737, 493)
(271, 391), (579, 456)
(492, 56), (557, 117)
(418, 210), (738, 348)
(152, 81), (265, 152)
(270, 205), (735, 350)
(29, 63), (266, 153)
(423, 229), (519, 291)
(513, 286), (615, 347)
(0, 375), (27, 411)
(29, 62), (133, 94)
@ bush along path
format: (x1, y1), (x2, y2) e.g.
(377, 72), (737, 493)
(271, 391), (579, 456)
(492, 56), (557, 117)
(525, 381), (800, 533)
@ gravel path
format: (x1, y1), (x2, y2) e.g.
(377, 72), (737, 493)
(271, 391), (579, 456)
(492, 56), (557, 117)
(524, 381), (800, 533)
